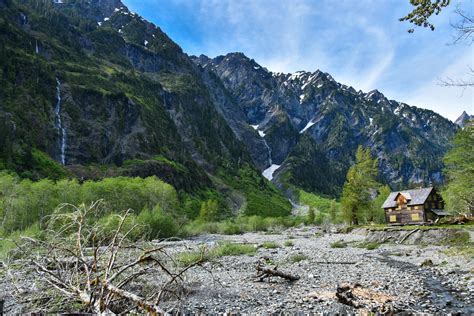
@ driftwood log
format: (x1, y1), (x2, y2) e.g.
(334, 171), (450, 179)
(255, 264), (300, 282)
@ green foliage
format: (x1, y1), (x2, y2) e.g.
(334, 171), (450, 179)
(136, 206), (178, 239)
(400, 0), (451, 32)
(284, 240), (294, 247)
(182, 215), (305, 236)
(357, 241), (381, 250)
(288, 253), (308, 263)
(219, 164), (291, 217)
(367, 185), (392, 223)
(298, 190), (340, 211)
(0, 174), (178, 234)
(442, 124), (474, 215)
(307, 207), (315, 224)
(176, 242), (256, 266)
(262, 241), (280, 249)
(199, 199), (220, 222)
(341, 146), (380, 225)
(330, 240), (348, 248)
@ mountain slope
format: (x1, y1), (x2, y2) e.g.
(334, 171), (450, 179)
(0, 0), (291, 216)
(193, 53), (458, 195)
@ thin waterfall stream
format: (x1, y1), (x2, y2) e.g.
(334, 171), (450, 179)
(54, 78), (66, 165)
(251, 124), (281, 181)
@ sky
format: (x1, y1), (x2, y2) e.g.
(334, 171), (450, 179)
(123, 0), (473, 121)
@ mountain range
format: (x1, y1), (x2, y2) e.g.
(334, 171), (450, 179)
(0, 0), (462, 214)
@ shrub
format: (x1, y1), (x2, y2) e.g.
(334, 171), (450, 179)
(176, 242), (256, 266)
(284, 240), (294, 247)
(262, 241), (280, 249)
(136, 205), (178, 239)
(330, 240), (347, 248)
(289, 253), (308, 263)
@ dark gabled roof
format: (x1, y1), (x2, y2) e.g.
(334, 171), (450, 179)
(382, 187), (434, 209)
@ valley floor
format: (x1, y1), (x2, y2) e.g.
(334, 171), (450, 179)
(2, 226), (473, 314)
(160, 227), (474, 314)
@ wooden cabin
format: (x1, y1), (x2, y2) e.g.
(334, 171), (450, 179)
(382, 187), (448, 225)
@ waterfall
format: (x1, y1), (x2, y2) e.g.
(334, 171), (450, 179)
(35, 40), (39, 54)
(251, 124), (281, 181)
(54, 78), (66, 165)
(263, 138), (272, 165)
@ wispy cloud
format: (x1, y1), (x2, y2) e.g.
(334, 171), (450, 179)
(124, 0), (472, 121)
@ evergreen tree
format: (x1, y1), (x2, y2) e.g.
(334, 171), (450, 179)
(341, 146), (379, 225)
(443, 123), (474, 215)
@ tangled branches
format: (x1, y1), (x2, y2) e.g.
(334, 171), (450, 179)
(2, 201), (205, 314)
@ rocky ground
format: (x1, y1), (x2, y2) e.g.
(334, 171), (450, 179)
(2, 226), (473, 315)
(159, 227), (474, 314)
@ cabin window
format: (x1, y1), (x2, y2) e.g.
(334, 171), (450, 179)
(414, 205), (420, 210)
(389, 215), (397, 222)
(411, 213), (420, 221)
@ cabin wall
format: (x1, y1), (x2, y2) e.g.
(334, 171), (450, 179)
(385, 208), (425, 225)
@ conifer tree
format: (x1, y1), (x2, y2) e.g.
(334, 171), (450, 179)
(341, 146), (379, 225)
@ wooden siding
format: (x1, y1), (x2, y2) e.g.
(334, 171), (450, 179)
(384, 188), (446, 225)
(385, 210), (425, 225)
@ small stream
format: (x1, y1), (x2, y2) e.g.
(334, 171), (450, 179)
(377, 252), (473, 314)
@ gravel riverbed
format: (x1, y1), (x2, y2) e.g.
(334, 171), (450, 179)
(159, 227), (474, 314)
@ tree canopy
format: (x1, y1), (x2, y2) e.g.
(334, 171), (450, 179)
(442, 123), (474, 215)
(341, 146), (380, 225)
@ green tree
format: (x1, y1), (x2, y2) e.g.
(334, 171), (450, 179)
(442, 123), (474, 215)
(199, 199), (220, 222)
(341, 146), (380, 225)
(367, 185), (392, 223)
(400, 0), (451, 32)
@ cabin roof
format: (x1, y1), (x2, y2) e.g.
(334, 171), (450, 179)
(382, 187), (434, 209)
(431, 209), (449, 216)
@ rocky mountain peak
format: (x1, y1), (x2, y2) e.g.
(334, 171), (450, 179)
(455, 111), (472, 128)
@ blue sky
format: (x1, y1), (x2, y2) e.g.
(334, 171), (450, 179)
(123, 0), (473, 121)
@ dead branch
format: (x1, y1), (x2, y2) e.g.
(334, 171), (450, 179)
(5, 201), (206, 314)
(255, 263), (300, 282)
(397, 229), (420, 244)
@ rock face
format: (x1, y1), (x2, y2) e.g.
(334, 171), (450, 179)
(455, 111), (473, 128)
(193, 53), (458, 194)
(0, 0), (459, 198)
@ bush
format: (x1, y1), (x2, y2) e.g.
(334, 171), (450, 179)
(357, 241), (381, 250)
(284, 240), (294, 247)
(262, 241), (280, 249)
(136, 206), (178, 239)
(330, 240), (347, 248)
(176, 242), (256, 266)
(289, 253), (308, 263)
